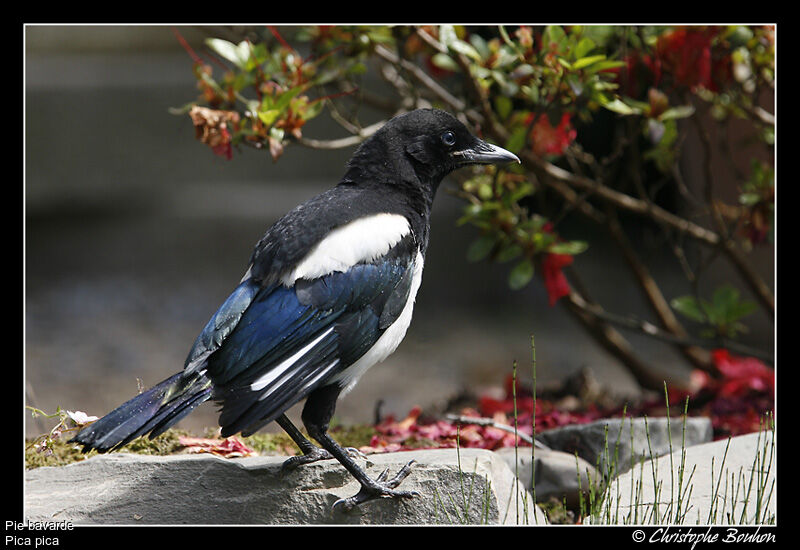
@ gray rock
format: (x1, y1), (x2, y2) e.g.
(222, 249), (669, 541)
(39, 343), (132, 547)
(25, 449), (547, 525)
(535, 417), (713, 477)
(597, 430), (776, 525)
(496, 447), (601, 509)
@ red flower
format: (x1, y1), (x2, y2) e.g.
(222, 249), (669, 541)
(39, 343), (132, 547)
(542, 253), (573, 306)
(655, 27), (730, 92)
(211, 124), (233, 160)
(528, 113), (577, 157)
(710, 349), (774, 397)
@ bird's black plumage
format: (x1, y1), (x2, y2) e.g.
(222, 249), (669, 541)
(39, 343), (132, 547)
(71, 108), (519, 509)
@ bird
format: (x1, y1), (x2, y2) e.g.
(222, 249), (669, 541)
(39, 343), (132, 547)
(70, 108), (520, 510)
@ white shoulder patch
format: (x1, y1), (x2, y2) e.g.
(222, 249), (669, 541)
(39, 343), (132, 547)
(282, 213), (411, 285)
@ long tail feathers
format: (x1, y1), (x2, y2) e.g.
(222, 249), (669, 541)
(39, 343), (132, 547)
(70, 372), (212, 453)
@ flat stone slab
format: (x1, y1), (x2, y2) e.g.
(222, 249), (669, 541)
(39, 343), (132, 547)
(536, 417), (714, 476)
(496, 446), (600, 509)
(25, 448), (546, 525)
(598, 431), (776, 525)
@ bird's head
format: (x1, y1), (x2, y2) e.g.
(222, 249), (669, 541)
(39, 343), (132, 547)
(344, 109), (520, 192)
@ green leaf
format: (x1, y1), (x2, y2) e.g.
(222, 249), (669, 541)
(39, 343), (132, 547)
(542, 26), (567, 50)
(602, 98), (641, 115)
(739, 192), (762, 206)
(548, 241), (588, 255)
(508, 260), (535, 290)
(431, 53), (459, 72)
(574, 37), (596, 60)
(438, 25), (480, 61)
(670, 296), (706, 323)
(273, 85), (306, 113)
(658, 104), (696, 121)
(726, 300), (757, 323)
(297, 99), (324, 121)
(450, 39), (482, 62)
(572, 54), (607, 70)
(495, 96), (513, 120)
(556, 57), (573, 70)
(711, 285), (757, 323)
(583, 59), (626, 74)
(438, 25), (458, 46)
(510, 63), (535, 79)
(505, 126), (528, 153)
(496, 244), (522, 263)
(205, 38), (250, 69)
(258, 109), (281, 126)
(466, 235), (496, 262)
(469, 33), (490, 59)
(520, 84), (539, 104)
(268, 127), (285, 142)
(198, 71), (224, 94)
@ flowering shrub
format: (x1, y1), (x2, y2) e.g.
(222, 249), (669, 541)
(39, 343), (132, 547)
(174, 25), (773, 393)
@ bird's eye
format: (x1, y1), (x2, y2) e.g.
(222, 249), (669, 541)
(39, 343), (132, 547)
(441, 131), (456, 147)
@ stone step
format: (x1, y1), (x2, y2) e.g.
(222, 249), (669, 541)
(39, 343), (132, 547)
(25, 448), (547, 526)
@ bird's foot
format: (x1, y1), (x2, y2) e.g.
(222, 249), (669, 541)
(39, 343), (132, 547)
(333, 460), (419, 511)
(282, 446), (367, 471)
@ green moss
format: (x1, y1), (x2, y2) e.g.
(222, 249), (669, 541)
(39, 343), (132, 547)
(117, 428), (194, 455)
(25, 438), (95, 469)
(25, 428), (194, 470)
(25, 424), (378, 470)
(239, 432), (299, 455)
(329, 424), (377, 449)
(537, 496), (576, 524)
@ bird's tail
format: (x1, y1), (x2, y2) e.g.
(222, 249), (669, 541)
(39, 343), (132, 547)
(70, 372), (212, 453)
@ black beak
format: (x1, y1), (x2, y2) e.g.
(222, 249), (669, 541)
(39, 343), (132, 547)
(452, 138), (521, 166)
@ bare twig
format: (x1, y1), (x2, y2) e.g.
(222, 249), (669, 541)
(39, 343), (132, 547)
(444, 414), (550, 449)
(690, 102), (774, 318)
(569, 297), (773, 365)
(293, 118), (388, 150)
(605, 210), (713, 371)
(563, 287), (686, 391)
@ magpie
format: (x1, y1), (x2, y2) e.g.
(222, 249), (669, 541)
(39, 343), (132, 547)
(71, 108), (520, 510)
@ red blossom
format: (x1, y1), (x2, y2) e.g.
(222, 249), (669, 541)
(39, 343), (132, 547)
(670, 349), (774, 439)
(528, 113), (577, 157)
(710, 349), (774, 397)
(211, 125), (233, 160)
(655, 27), (731, 92)
(542, 253), (573, 306)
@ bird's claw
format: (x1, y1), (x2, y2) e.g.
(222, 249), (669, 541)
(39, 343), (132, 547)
(333, 460), (419, 511)
(282, 446), (366, 471)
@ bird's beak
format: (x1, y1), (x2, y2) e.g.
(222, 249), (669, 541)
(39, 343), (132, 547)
(452, 139), (521, 166)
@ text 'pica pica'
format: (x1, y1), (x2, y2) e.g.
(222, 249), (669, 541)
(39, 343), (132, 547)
(71, 108), (520, 510)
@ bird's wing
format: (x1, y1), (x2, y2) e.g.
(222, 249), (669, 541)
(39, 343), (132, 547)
(182, 219), (419, 437)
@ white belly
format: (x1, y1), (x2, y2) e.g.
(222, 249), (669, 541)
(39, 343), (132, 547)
(330, 250), (425, 395)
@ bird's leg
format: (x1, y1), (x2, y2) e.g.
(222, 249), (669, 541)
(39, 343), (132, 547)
(301, 385), (419, 510)
(276, 413), (365, 471)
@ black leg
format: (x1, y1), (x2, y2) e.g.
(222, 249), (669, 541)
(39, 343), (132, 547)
(276, 413), (365, 470)
(301, 384), (419, 510)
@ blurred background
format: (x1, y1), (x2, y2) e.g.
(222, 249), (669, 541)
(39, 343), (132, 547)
(24, 25), (774, 438)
